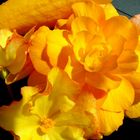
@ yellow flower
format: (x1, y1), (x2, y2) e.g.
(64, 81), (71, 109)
(0, 68), (99, 140)
(0, 0), (138, 138)
(66, 2), (138, 135)
(29, 1), (137, 135)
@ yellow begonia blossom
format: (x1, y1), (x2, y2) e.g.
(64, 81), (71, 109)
(28, 1), (137, 135)
(0, 0), (138, 138)
(0, 0), (102, 34)
(68, 2), (137, 134)
(0, 68), (100, 139)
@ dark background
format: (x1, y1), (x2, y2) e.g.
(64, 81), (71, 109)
(0, 0), (140, 139)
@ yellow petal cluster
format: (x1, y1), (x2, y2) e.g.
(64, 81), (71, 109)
(0, 0), (140, 140)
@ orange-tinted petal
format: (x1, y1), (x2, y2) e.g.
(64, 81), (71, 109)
(116, 50), (138, 73)
(0, 0), (93, 34)
(72, 31), (94, 62)
(126, 102), (140, 118)
(101, 78), (134, 112)
(0, 32), (28, 74)
(28, 70), (47, 92)
(46, 29), (68, 66)
(29, 26), (50, 75)
(123, 72), (140, 104)
(86, 72), (121, 92)
(48, 67), (80, 99)
(93, 0), (112, 4)
(103, 3), (119, 20)
(98, 109), (124, 135)
(71, 17), (97, 36)
(103, 16), (138, 50)
(72, 1), (105, 24)
(5, 57), (33, 84)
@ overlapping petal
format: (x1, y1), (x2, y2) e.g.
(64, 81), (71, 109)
(0, 0), (95, 34)
(29, 26), (69, 75)
(0, 0), (140, 139)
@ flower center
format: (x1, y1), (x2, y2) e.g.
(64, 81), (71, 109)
(39, 117), (54, 134)
(84, 44), (108, 72)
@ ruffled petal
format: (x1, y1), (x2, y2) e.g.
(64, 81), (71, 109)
(103, 16), (138, 50)
(86, 72), (121, 92)
(48, 67), (80, 99)
(98, 109), (124, 135)
(0, 86), (39, 138)
(29, 26), (51, 75)
(48, 126), (84, 140)
(103, 3), (119, 20)
(101, 78), (134, 112)
(71, 17), (97, 35)
(126, 102), (140, 118)
(46, 29), (68, 66)
(72, 1), (105, 23)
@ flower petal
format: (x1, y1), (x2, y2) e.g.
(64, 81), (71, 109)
(126, 102), (140, 118)
(103, 16), (138, 50)
(93, 0), (112, 4)
(0, 86), (39, 138)
(0, 29), (12, 49)
(29, 26), (51, 75)
(98, 109), (124, 135)
(86, 72), (121, 92)
(48, 67), (80, 99)
(103, 3), (119, 20)
(0, 0), (93, 34)
(28, 70), (47, 92)
(71, 17), (97, 35)
(48, 126), (84, 140)
(72, 2), (105, 23)
(46, 29), (68, 66)
(101, 78), (134, 112)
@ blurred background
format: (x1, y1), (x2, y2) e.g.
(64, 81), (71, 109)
(0, 0), (140, 139)
(113, 0), (140, 18)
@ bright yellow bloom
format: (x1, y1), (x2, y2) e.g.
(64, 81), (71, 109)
(66, 2), (137, 135)
(29, 1), (138, 135)
(0, 68), (99, 140)
(0, 0), (138, 138)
